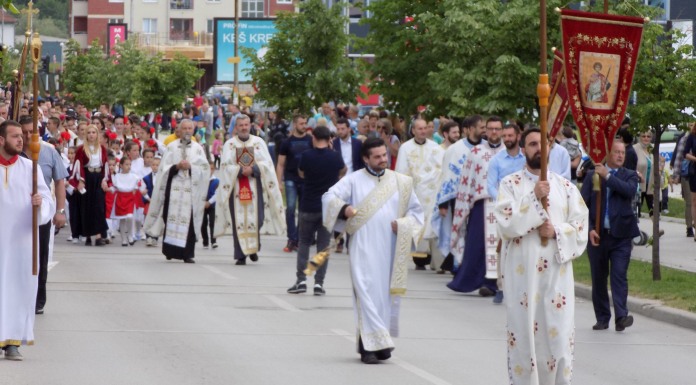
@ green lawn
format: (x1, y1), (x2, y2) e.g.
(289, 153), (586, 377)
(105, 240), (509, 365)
(640, 195), (686, 220)
(573, 253), (696, 313)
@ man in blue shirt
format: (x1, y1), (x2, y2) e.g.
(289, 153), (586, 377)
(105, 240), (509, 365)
(486, 123), (525, 304)
(287, 126), (346, 295)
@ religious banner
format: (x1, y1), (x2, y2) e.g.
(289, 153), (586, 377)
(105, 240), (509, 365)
(548, 49), (570, 139)
(236, 146), (255, 205)
(561, 9), (645, 162)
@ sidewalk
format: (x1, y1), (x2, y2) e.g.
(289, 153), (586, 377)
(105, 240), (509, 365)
(573, 214), (696, 332)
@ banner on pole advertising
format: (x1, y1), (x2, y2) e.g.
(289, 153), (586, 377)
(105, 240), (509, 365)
(107, 24), (128, 57)
(561, 9), (645, 163)
(548, 49), (569, 139)
(214, 18), (277, 83)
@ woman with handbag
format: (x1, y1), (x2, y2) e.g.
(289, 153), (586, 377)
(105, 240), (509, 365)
(682, 123), (696, 241)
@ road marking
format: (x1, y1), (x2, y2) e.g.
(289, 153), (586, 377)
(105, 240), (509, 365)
(264, 295), (302, 312)
(331, 329), (453, 385)
(48, 261), (59, 272)
(200, 264), (237, 280)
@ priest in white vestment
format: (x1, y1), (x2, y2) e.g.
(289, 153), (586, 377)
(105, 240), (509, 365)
(145, 119), (209, 263)
(322, 137), (423, 364)
(0, 121), (55, 360)
(395, 119), (444, 270)
(495, 129), (588, 385)
(448, 117), (505, 295)
(215, 115), (285, 265)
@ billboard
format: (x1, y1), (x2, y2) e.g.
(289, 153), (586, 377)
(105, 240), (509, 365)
(107, 23), (128, 57)
(214, 18), (277, 83)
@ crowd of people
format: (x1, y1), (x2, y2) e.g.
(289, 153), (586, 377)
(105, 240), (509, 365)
(2, 91), (696, 385)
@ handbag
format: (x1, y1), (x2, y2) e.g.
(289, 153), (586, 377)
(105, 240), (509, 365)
(682, 159), (696, 177)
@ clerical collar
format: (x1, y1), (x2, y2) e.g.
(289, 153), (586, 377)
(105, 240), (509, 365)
(366, 166), (385, 178)
(0, 154), (19, 166)
(489, 141), (502, 149)
(414, 138), (426, 145)
(467, 137), (482, 146)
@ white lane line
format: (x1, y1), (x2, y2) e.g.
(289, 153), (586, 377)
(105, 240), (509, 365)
(264, 295), (302, 312)
(48, 261), (60, 272)
(331, 328), (453, 385)
(200, 264), (237, 280)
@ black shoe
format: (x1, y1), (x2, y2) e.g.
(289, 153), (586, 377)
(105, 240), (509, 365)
(478, 287), (495, 297)
(249, 253), (258, 262)
(184, 258), (195, 264)
(313, 284), (325, 296)
(592, 321), (609, 330)
(235, 259), (246, 265)
(360, 352), (379, 364)
(95, 238), (106, 246)
(165, 256), (172, 260)
(85, 238), (92, 246)
(287, 281), (307, 294)
(415, 265), (426, 271)
(615, 315), (634, 331)
(687, 228), (694, 237)
(35, 307), (44, 315)
(375, 350), (391, 361)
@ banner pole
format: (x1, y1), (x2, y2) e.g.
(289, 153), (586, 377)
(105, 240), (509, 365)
(538, 0), (551, 246)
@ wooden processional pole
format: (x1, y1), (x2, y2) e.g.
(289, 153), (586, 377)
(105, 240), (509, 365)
(538, 0), (551, 246)
(30, 32), (42, 276)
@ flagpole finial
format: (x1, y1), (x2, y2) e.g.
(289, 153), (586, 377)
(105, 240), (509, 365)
(554, 7), (561, 14)
(644, 17), (650, 23)
(552, 46), (557, 52)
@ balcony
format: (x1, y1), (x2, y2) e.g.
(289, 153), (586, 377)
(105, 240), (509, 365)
(134, 32), (214, 61)
(170, 0), (193, 10)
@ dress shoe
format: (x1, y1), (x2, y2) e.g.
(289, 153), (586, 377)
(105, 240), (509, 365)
(615, 315), (634, 331)
(360, 352), (379, 364)
(4, 345), (23, 361)
(376, 349), (392, 361)
(687, 228), (694, 238)
(235, 259), (246, 265)
(184, 258), (195, 264)
(592, 322), (609, 330)
(35, 307), (44, 315)
(85, 238), (92, 246)
(478, 287), (495, 297)
(249, 253), (258, 262)
(95, 238), (107, 246)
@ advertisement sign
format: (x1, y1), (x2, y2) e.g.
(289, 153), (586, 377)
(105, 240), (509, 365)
(214, 18), (277, 83)
(107, 23), (128, 57)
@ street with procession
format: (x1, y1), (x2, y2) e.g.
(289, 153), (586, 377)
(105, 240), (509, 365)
(3, 230), (695, 385)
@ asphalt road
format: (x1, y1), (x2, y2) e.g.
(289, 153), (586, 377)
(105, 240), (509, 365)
(3, 233), (695, 385)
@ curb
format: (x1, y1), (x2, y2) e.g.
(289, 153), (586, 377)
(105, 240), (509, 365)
(574, 283), (696, 332)
(639, 213), (686, 225)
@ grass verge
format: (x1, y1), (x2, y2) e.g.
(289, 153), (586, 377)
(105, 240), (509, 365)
(573, 253), (696, 313)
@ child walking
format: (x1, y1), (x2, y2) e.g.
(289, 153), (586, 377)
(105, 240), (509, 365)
(110, 157), (148, 246)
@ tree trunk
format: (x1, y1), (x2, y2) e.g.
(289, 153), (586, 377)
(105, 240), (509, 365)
(651, 126), (663, 281)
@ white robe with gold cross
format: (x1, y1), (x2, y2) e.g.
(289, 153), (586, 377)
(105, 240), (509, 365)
(495, 169), (588, 385)
(214, 136), (285, 254)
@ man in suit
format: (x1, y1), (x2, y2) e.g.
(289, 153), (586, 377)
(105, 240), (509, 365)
(581, 140), (640, 332)
(332, 117), (364, 174)
(332, 117), (364, 253)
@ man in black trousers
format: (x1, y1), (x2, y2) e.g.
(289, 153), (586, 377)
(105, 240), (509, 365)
(581, 140), (640, 332)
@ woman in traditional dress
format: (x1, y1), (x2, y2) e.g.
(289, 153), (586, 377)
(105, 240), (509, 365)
(70, 124), (109, 246)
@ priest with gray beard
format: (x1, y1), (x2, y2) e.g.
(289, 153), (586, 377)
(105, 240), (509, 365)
(145, 119), (210, 263)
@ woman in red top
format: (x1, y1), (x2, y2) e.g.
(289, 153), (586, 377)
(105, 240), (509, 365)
(69, 124), (110, 246)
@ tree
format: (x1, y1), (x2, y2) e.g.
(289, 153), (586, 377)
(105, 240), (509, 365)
(423, 0), (564, 120)
(62, 39), (115, 109)
(243, 0), (364, 116)
(361, 0), (444, 118)
(626, 20), (696, 281)
(131, 54), (203, 115)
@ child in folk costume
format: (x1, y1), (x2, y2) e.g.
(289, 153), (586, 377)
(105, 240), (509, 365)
(110, 157), (148, 246)
(66, 146), (81, 243)
(109, 139), (123, 162)
(104, 153), (119, 239)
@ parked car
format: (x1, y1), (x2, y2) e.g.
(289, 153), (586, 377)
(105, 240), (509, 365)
(205, 85), (234, 101)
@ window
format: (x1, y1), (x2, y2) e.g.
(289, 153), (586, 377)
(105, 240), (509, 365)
(170, 0), (193, 10)
(645, 0), (669, 21)
(170, 18), (193, 40)
(143, 18), (157, 34)
(74, 17), (88, 34)
(242, 0), (264, 18)
(207, 19), (214, 34)
(276, 0), (292, 3)
(109, 18), (125, 24)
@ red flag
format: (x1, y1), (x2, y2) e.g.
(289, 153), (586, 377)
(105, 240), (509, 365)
(561, 9), (645, 163)
(548, 50), (570, 139)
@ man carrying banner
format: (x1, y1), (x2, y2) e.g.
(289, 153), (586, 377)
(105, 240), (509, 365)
(215, 115), (285, 265)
